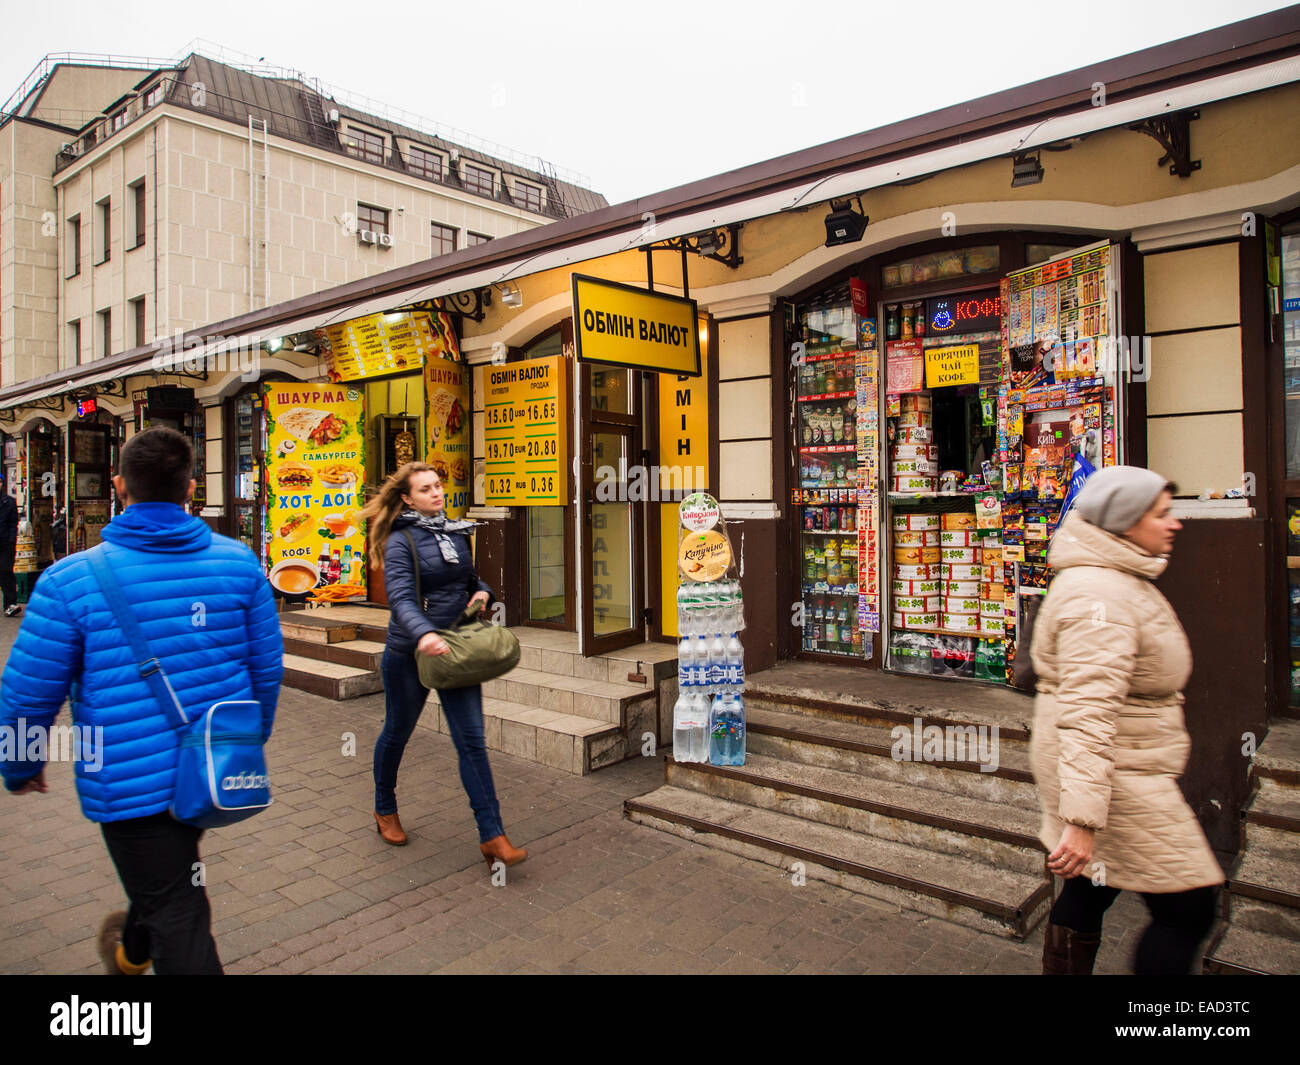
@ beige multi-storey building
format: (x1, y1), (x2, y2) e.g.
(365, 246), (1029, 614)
(0, 48), (605, 563)
(2, 49), (605, 387)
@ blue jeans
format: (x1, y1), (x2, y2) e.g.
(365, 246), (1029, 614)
(374, 648), (504, 843)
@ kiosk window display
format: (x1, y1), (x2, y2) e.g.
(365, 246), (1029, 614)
(790, 240), (1126, 685)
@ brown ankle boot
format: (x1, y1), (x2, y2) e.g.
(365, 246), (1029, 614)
(480, 834), (527, 867)
(1042, 923), (1101, 975)
(374, 810), (408, 846)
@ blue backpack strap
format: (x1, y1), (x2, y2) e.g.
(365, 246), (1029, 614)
(87, 543), (190, 730)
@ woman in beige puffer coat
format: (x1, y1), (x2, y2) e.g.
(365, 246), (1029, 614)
(1030, 465), (1222, 975)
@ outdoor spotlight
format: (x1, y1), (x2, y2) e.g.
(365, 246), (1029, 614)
(824, 198), (868, 247)
(695, 230), (720, 257)
(500, 282), (523, 308)
(267, 337), (284, 353)
(1011, 151), (1044, 187)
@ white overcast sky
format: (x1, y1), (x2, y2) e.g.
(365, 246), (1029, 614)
(1, 0), (1293, 204)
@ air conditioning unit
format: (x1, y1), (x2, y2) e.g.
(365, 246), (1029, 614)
(358, 229), (377, 245)
(377, 232), (393, 248)
(60, 141), (80, 157)
(327, 108), (340, 125)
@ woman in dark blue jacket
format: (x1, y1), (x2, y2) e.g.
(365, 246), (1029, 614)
(361, 462), (526, 867)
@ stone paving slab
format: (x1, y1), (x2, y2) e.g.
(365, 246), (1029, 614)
(0, 613), (1156, 975)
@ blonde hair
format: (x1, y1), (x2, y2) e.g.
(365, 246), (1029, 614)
(359, 461), (442, 568)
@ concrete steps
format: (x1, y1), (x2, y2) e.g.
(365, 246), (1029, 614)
(664, 752), (1044, 876)
(1205, 720), (1300, 975)
(626, 785), (1051, 939)
(278, 606), (386, 700)
(626, 660), (1050, 939)
(281, 653), (384, 700)
(423, 696), (624, 776)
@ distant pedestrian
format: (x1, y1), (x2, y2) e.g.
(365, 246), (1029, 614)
(1030, 465), (1222, 975)
(49, 504), (67, 561)
(0, 427), (284, 974)
(360, 461), (526, 868)
(0, 480), (18, 617)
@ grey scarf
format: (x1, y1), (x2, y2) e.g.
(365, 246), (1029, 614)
(401, 509), (481, 564)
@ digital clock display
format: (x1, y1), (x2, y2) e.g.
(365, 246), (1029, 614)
(926, 291), (1003, 335)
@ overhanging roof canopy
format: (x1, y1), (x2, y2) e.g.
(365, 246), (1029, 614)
(4, 6), (1298, 413)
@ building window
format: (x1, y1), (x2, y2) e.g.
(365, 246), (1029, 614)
(145, 82), (164, 109)
(111, 110), (126, 132)
(98, 309), (111, 360)
(466, 231), (491, 247)
(68, 320), (82, 365)
(407, 146), (443, 181)
(462, 163), (495, 197)
(346, 126), (385, 165)
(431, 223), (457, 257)
(67, 216), (81, 278)
(357, 203), (389, 237)
(513, 181), (543, 212)
(96, 198), (111, 264)
(131, 297), (147, 348)
(129, 180), (146, 249)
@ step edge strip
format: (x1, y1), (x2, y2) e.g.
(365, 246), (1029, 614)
(1227, 878), (1300, 911)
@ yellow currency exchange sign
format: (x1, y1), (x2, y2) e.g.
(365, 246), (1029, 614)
(572, 274), (701, 376)
(483, 356), (570, 506)
(925, 343), (980, 388)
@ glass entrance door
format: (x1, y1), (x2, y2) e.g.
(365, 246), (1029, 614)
(582, 366), (645, 655)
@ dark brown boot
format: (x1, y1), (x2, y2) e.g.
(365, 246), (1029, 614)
(1042, 923), (1101, 975)
(374, 810), (408, 846)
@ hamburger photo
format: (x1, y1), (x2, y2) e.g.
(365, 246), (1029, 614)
(276, 461), (314, 489)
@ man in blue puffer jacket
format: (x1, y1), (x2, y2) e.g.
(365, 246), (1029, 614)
(0, 426), (283, 974)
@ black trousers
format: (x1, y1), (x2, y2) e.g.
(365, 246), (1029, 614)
(0, 541), (15, 608)
(99, 812), (223, 975)
(1049, 874), (1218, 975)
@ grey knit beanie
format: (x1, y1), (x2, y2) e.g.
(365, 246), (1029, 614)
(1071, 465), (1168, 534)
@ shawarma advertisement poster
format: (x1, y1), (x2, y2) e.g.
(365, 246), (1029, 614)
(262, 383), (367, 597)
(424, 315), (470, 520)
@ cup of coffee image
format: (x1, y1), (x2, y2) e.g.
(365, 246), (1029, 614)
(269, 558), (320, 598)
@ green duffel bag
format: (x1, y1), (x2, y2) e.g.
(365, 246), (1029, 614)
(403, 529), (519, 690)
(416, 607), (521, 690)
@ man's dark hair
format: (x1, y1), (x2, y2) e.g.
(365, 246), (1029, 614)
(118, 426), (194, 504)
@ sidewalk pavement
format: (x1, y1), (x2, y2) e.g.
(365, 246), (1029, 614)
(0, 614), (1151, 975)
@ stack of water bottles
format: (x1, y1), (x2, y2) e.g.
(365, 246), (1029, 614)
(673, 579), (746, 766)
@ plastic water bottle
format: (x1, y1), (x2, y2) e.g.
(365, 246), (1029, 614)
(726, 634), (745, 691)
(692, 634), (709, 687)
(678, 635), (693, 688)
(709, 633), (726, 687)
(733, 581), (745, 632)
(673, 692), (708, 763)
(690, 693), (710, 761)
(709, 692), (746, 766)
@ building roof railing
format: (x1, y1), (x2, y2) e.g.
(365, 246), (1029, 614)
(0, 51), (172, 118)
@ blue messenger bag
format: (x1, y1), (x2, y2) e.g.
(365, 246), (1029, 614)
(88, 545), (272, 828)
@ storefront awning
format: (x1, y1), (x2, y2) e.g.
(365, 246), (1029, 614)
(4, 22), (1298, 415)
